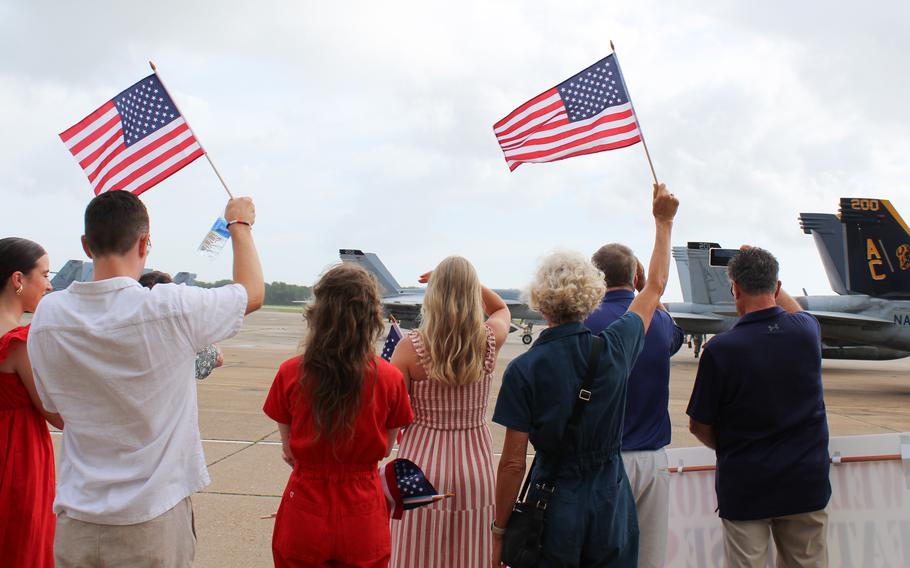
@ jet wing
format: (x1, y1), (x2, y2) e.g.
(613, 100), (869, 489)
(668, 312), (726, 322)
(666, 311), (730, 335)
(502, 298), (545, 323)
(807, 310), (894, 328)
(378, 294), (423, 328)
(382, 293), (424, 306)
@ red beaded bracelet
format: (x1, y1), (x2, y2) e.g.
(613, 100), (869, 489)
(227, 220), (252, 228)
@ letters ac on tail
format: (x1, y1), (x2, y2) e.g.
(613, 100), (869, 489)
(839, 198), (910, 299)
(668, 197), (910, 361)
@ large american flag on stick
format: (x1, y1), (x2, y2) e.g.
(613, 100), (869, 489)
(494, 54), (641, 171)
(60, 74), (204, 195)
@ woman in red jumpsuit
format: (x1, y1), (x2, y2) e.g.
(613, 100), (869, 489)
(0, 237), (61, 568)
(264, 264), (413, 567)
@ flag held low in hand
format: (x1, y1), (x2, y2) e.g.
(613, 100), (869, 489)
(60, 74), (204, 196)
(381, 458), (453, 520)
(494, 53), (641, 171)
(381, 322), (404, 362)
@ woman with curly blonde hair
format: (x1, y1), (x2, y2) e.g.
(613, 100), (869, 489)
(389, 256), (511, 568)
(492, 184), (679, 567)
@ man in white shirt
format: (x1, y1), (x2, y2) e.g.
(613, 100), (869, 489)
(29, 190), (264, 567)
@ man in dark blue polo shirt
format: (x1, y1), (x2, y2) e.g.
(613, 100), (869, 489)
(687, 247), (830, 568)
(585, 243), (684, 568)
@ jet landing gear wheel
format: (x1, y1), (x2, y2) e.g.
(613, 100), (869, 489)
(518, 322), (535, 345)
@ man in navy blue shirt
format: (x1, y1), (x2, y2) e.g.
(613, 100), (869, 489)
(585, 243), (684, 568)
(687, 247), (830, 568)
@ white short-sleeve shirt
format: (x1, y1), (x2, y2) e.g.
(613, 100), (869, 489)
(29, 277), (247, 525)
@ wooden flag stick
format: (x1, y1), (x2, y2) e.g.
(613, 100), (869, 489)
(148, 61), (234, 199)
(610, 41), (659, 186)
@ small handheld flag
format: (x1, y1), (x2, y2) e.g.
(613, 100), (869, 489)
(494, 51), (645, 173)
(59, 74), (204, 196)
(381, 322), (404, 361)
(381, 458), (453, 520)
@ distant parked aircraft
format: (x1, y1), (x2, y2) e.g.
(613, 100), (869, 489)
(339, 249), (545, 344)
(49, 260), (196, 290)
(665, 197), (910, 360)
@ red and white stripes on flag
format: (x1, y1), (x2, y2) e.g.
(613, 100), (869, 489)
(59, 74), (204, 196)
(494, 53), (642, 171)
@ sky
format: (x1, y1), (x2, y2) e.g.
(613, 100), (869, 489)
(2, 0), (908, 301)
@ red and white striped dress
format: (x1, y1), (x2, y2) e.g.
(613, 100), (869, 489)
(390, 326), (498, 568)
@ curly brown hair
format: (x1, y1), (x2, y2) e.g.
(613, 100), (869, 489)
(299, 264), (385, 442)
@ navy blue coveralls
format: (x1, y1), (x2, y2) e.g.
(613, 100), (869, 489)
(493, 314), (644, 567)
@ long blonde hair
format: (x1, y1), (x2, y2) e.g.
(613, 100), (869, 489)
(418, 256), (489, 386)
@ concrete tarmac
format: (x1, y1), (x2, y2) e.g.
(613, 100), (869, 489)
(51, 309), (910, 566)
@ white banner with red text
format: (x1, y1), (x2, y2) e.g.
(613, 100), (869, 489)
(665, 433), (910, 567)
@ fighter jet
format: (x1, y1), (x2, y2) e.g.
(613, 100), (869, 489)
(663, 242), (735, 357)
(49, 260), (197, 289)
(50, 260), (94, 290)
(665, 197), (910, 360)
(339, 249), (545, 343)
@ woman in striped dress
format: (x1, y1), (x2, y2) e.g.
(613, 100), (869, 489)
(389, 256), (511, 568)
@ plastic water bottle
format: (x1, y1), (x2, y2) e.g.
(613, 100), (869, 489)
(198, 217), (231, 259)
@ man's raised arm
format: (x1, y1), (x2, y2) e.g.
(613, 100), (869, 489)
(225, 197), (264, 314)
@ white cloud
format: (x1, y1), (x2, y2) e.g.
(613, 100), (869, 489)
(1, 0), (908, 300)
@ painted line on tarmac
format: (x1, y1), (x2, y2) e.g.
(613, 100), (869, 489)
(51, 431), (283, 446)
(50, 431), (535, 458)
(203, 438), (282, 446)
(199, 490), (281, 498)
(206, 431), (279, 468)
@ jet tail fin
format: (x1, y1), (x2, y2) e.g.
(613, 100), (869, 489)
(672, 242), (733, 305)
(799, 212), (849, 295)
(50, 260), (92, 290)
(838, 198), (910, 299)
(339, 249), (402, 297)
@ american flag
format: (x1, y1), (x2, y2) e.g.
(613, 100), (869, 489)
(381, 458), (451, 520)
(494, 54), (641, 171)
(60, 74), (204, 196)
(381, 322), (403, 361)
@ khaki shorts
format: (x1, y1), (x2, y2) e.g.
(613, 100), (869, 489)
(55, 496), (196, 568)
(723, 508), (828, 568)
(621, 449), (670, 568)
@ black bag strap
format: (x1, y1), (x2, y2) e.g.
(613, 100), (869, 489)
(517, 334), (604, 502)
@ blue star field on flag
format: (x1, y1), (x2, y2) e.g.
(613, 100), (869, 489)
(395, 459), (438, 507)
(556, 55), (630, 123)
(113, 75), (180, 147)
(381, 458), (447, 519)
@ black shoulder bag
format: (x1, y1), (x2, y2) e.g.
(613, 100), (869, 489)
(501, 335), (604, 567)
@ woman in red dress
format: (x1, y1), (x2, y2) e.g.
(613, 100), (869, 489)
(0, 237), (61, 568)
(264, 264), (414, 567)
